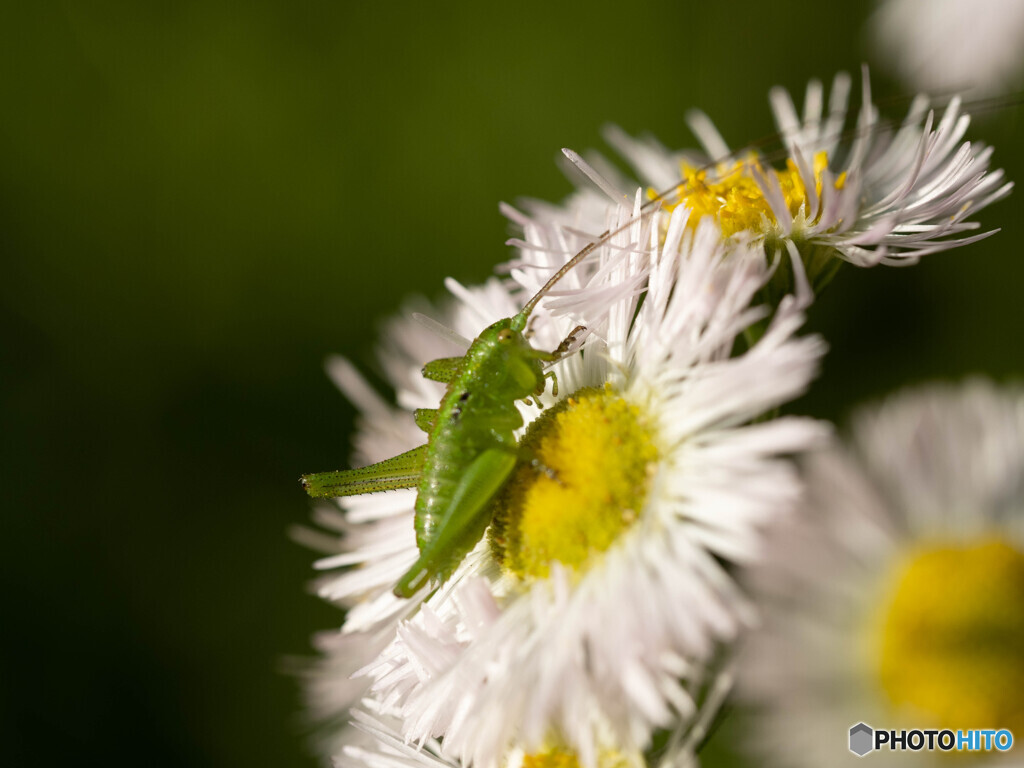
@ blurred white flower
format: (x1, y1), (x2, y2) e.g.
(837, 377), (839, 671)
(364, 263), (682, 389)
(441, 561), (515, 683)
(738, 380), (1024, 767)
(870, 0), (1024, 95)
(335, 706), (699, 768)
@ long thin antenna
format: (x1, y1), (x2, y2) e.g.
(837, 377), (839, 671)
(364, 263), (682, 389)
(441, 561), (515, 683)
(512, 189), (654, 330)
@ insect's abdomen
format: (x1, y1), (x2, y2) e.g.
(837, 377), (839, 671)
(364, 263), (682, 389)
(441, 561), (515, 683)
(414, 380), (521, 551)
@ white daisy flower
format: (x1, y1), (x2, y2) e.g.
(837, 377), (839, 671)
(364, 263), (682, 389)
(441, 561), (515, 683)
(524, 71), (1010, 299)
(870, 0), (1024, 95)
(738, 379), (1024, 767)
(356, 211), (828, 768)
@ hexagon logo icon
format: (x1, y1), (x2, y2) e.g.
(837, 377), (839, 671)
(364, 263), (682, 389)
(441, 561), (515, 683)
(849, 723), (874, 757)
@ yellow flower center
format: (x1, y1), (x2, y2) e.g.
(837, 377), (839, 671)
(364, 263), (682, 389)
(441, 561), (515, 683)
(490, 385), (658, 581)
(655, 151), (842, 238)
(519, 745), (634, 768)
(875, 538), (1024, 732)
(521, 748), (579, 768)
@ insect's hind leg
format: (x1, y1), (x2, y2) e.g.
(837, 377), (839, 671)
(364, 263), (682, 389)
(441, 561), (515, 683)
(301, 444), (427, 498)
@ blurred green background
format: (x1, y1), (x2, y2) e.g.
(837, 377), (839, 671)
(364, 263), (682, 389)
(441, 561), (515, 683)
(2, 2), (1021, 766)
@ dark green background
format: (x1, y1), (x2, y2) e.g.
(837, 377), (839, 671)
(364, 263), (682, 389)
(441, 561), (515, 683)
(2, 2), (1021, 766)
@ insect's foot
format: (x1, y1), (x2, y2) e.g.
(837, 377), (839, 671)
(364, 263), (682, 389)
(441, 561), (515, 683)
(551, 325), (587, 360)
(394, 564), (431, 599)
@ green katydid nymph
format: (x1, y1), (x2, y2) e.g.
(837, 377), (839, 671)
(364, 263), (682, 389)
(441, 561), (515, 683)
(300, 221), (643, 598)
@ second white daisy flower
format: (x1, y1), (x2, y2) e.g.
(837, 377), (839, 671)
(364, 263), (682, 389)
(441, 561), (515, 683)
(527, 71), (1010, 304)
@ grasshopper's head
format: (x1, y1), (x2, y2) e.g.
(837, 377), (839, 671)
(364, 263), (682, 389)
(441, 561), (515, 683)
(479, 317), (528, 350)
(477, 317), (544, 395)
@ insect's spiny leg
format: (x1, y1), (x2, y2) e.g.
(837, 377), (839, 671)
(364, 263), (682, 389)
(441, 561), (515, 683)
(543, 370), (558, 398)
(551, 325), (587, 360)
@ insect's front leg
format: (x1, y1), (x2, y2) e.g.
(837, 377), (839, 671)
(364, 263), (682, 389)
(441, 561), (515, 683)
(535, 325), (587, 365)
(541, 370), (558, 398)
(550, 325), (587, 360)
(531, 325), (587, 399)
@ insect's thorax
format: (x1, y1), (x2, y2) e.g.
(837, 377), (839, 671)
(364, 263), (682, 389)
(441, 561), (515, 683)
(436, 320), (543, 441)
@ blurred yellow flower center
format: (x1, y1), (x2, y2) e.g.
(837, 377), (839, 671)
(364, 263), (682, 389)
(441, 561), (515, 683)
(519, 745), (633, 768)
(490, 385), (658, 581)
(876, 538), (1024, 732)
(656, 151), (842, 238)
(521, 747), (579, 768)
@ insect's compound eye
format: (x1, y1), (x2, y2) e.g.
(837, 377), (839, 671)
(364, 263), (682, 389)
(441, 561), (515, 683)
(497, 329), (514, 343)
